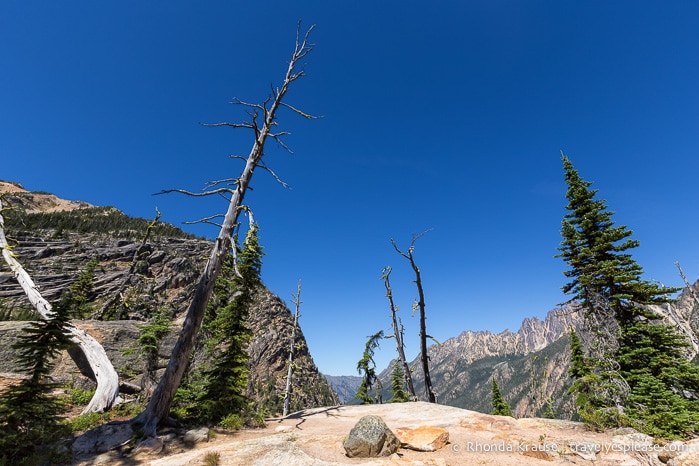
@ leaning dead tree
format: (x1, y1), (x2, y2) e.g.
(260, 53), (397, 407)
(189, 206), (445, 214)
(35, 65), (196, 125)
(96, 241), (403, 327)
(392, 231), (436, 403)
(282, 280), (302, 417)
(381, 266), (415, 398)
(135, 24), (317, 437)
(0, 198), (120, 413)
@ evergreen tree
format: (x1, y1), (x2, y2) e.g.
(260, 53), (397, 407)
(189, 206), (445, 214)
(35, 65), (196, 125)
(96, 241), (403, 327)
(355, 330), (384, 404)
(491, 378), (513, 417)
(388, 362), (410, 403)
(194, 223), (263, 424)
(0, 306), (73, 464)
(558, 155), (699, 437)
(566, 328), (603, 424)
(61, 257), (98, 319)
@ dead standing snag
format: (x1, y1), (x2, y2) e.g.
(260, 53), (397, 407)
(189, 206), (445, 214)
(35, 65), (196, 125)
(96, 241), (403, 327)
(135, 24), (317, 436)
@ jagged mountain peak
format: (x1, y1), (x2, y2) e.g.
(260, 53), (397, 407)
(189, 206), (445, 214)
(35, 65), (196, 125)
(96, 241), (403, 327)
(439, 304), (581, 366)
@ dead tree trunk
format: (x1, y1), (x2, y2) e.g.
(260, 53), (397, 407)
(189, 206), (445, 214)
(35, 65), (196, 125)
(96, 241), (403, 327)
(135, 24), (316, 437)
(392, 232), (436, 403)
(381, 266), (415, 398)
(283, 281), (302, 417)
(0, 199), (120, 414)
(96, 208), (162, 320)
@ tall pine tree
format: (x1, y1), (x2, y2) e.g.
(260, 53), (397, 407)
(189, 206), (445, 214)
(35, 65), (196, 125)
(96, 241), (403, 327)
(558, 154), (699, 437)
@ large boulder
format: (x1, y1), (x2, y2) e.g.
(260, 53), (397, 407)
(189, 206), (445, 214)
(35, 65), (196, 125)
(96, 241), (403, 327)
(342, 415), (400, 458)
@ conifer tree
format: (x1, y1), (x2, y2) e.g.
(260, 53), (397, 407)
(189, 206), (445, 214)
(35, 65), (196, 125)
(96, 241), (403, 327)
(196, 223), (262, 423)
(558, 154), (699, 437)
(566, 328), (601, 423)
(355, 330), (384, 404)
(388, 362), (410, 403)
(0, 305), (73, 463)
(491, 378), (513, 417)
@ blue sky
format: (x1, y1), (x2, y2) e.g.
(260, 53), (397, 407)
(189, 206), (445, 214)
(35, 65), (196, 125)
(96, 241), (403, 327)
(2, 2), (698, 376)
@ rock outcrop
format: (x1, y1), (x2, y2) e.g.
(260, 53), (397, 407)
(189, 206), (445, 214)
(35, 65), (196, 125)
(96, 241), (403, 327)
(84, 402), (699, 466)
(0, 181), (337, 413)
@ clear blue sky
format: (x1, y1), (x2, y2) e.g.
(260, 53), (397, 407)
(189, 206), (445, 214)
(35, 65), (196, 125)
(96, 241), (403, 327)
(2, 2), (698, 376)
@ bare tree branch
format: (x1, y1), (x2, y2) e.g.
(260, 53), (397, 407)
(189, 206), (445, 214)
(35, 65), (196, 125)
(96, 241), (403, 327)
(135, 22), (317, 437)
(154, 187), (235, 197)
(382, 265), (415, 398)
(391, 230), (436, 403)
(280, 102), (323, 120)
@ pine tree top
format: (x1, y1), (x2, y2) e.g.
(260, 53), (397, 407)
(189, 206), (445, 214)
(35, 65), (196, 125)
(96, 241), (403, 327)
(557, 155), (678, 312)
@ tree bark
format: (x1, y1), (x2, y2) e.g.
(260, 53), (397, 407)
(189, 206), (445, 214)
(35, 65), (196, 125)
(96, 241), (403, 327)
(283, 281), (301, 416)
(0, 199), (120, 414)
(392, 234), (436, 403)
(135, 25), (315, 436)
(381, 266), (415, 398)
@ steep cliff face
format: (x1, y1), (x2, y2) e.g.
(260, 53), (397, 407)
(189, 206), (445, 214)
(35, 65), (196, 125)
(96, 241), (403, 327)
(0, 181), (337, 413)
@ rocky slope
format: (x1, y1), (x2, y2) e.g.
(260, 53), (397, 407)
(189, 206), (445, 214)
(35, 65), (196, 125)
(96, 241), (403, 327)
(0, 181), (337, 413)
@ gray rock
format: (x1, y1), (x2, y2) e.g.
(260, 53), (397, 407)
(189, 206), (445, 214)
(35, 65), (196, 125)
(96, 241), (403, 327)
(134, 436), (164, 455)
(342, 415), (400, 458)
(183, 427), (210, 446)
(71, 421), (134, 459)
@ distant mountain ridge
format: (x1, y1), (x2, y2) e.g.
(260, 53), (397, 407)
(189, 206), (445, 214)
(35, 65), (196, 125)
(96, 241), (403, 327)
(375, 288), (699, 418)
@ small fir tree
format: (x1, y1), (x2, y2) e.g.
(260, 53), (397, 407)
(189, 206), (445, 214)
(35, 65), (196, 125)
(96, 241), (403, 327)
(0, 306), (73, 464)
(558, 154), (699, 437)
(491, 378), (513, 417)
(388, 362), (410, 403)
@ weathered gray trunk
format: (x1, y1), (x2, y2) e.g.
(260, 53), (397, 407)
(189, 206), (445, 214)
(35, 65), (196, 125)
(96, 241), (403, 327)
(0, 199), (120, 413)
(283, 282), (301, 416)
(382, 266), (415, 397)
(392, 235), (436, 403)
(135, 26), (315, 436)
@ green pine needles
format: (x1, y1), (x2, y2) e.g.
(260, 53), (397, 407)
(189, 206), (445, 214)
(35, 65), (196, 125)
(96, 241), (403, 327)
(0, 307), (74, 464)
(175, 223), (262, 426)
(491, 378), (513, 417)
(388, 362), (410, 403)
(355, 330), (384, 404)
(559, 154), (699, 438)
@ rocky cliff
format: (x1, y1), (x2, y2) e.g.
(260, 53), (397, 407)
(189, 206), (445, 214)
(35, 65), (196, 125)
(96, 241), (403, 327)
(0, 181), (337, 413)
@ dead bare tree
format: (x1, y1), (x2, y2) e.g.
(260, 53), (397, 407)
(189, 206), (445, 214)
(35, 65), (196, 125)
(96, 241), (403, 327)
(283, 280), (302, 417)
(96, 208), (162, 320)
(0, 198), (120, 413)
(391, 231), (436, 403)
(135, 24), (317, 437)
(381, 266), (415, 399)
